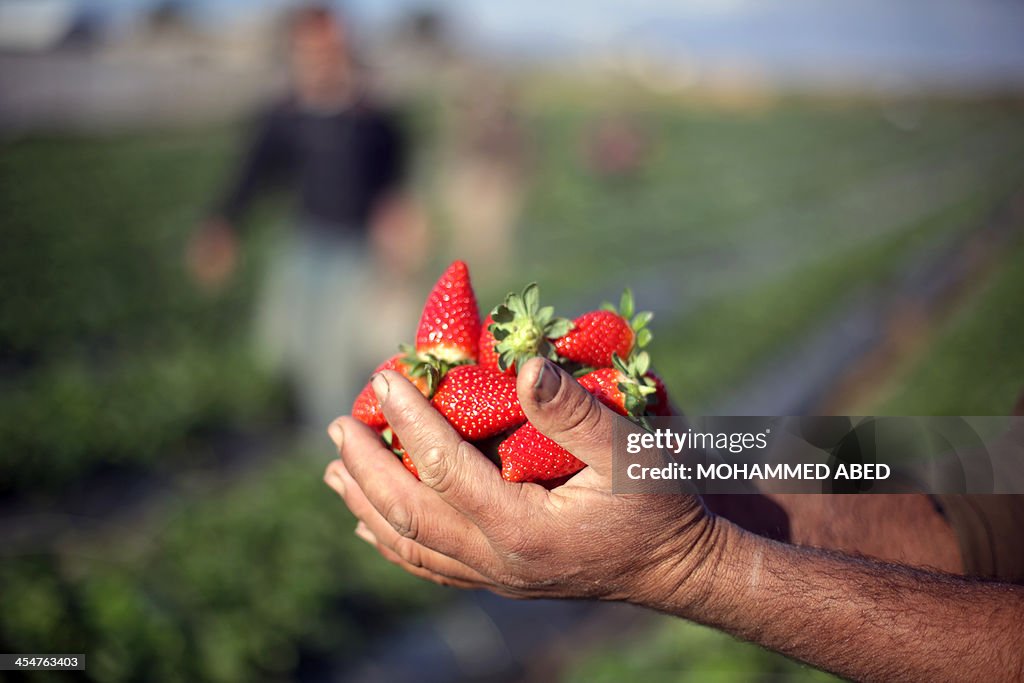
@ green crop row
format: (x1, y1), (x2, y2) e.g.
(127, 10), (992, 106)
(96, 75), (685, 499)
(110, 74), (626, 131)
(0, 129), (290, 493)
(0, 337), (282, 493)
(869, 242), (1024, 415)
(0, 449), (443, 683)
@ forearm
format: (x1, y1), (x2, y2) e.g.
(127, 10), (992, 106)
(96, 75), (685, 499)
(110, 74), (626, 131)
(705, 494), (963, 574)
(649, 518), (1024, 682)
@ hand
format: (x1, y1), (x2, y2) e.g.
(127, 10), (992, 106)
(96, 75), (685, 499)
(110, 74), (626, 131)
(324, 358), (721, 608)
(186, 218), (238, 291)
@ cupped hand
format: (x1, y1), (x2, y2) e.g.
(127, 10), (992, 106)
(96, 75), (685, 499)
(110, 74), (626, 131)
(325, 358), (720, 607)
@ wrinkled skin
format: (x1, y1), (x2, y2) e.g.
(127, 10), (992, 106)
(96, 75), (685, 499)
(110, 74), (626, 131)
(324, 357), (717, 608)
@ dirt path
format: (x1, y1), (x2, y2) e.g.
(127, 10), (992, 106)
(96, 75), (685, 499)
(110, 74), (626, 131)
(716, 185), (1023, 415)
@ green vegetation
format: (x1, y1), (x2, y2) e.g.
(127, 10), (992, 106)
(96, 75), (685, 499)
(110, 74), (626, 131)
(868, 242), (1024, 415)
(511, 99), (1024, 298)
(2, 95), (1022, 682)
(566, 617), (838, 683)
(0, 452), (445, 682)
(0, 130), (285, 492)
(511, 99), (1024, 412)
(653, 190), (1001, 410)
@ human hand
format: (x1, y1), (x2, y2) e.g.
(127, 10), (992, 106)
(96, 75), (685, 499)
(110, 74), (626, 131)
(186, 218), (238, 291)
(324, 358), (722, 608)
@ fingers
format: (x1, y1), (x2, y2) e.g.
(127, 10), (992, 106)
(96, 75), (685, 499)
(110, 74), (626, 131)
(324, 458), (494, 587)
(516, 358), (622, 478)
(371, 371), (538, 527)
(364, 531), (520, 598)
(353, 521), (491, 591)
(328, 417), (499, 565)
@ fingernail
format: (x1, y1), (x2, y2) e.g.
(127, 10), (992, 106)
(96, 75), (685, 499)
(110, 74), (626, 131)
(371, 373), (390, 404)
(327, 421), (344, 449)
(534, 359), (561, 403)
(355, 521), (377, 544)
(326, 471), (346, 496)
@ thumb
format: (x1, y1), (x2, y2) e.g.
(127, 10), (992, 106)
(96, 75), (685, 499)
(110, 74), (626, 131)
(516, 358), (625, 478)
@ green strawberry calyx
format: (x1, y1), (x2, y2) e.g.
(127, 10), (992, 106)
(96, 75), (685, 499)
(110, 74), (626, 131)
(611, 350), (658, 417)
(399, 344), (467, 397)
(380, 426), (407, 458)
(381, 426), (397, 450)
(489, 283), (573, 373)
(601, 288), (654, 351)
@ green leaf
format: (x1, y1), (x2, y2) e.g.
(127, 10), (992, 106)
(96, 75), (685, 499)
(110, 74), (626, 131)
(625, 394), (644, 416)
(492, 306), (514, 324)
(636, 328), (652, 348)
(611, 354), (628, 375)
(619, 288), (634, 319)
(570, 364), (596, 378)
(634, 351), (650, 377)
(424, 366), (440, 394)
(523, 283), (540, 313)
(546, 319), (573, 338)
(508, 296), (525, 317)
(631, 311), (653, 331)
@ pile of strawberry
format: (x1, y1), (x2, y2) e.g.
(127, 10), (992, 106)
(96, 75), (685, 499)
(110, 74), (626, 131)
(352, 260), (671, 485)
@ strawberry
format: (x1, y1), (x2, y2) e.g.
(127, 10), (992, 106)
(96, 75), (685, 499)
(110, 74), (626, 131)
(431, 365), (525, 440)
(382, 427), (418, 478)
(415, 260), (481, 363)
(401, 450), (418, 478)
(577, 352), (657, 417)
(499, 422), (584, 483)
(487, 283), (572, 374)
(645, 371), (673, 417)
(554, 289), (651, 368)
(352, 353), (441, 429)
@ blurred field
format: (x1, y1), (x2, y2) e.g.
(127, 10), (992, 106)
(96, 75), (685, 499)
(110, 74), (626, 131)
(1, 93), (1023, 681)
(867, 240), (1024, 415)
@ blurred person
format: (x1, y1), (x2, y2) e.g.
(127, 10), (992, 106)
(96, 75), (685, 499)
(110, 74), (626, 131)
(325, 364), (1024, 682)
(187, 5), (427, 427)
(584, 113), (650, 179)
(441, 73), (527, 285)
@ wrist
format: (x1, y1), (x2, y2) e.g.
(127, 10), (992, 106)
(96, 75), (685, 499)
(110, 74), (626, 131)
(630, 512), (753, 621)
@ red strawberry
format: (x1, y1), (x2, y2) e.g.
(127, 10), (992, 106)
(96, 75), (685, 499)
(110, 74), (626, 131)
(352, 354), (438, 429)
(553, 289), (651, 368)
(577, 352), (657, 417)
(415, 260), (481, 363)
(382, 427), (418, 478)
(431, 365), (525, 440)
(487, 283), (572, 374)
(645, 371), (673, 417)
(499, 422), (584, 483)
(478, 313), (510, 374)
(401, 451), (418, 478)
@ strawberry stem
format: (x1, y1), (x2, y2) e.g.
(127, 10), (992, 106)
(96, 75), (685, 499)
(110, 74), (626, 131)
(490, 283), (573, 372)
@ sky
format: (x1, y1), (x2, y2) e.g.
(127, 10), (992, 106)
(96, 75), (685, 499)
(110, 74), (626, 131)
(11, 0), (1024, 88)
